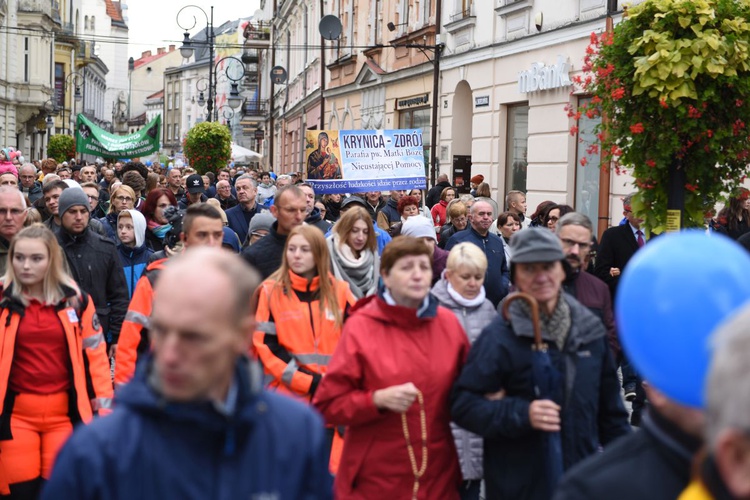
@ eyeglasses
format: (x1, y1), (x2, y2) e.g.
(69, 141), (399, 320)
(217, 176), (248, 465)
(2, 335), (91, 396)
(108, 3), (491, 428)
(547, 216), (560, 223)
(114, 196), (133, 202)
(0, 208), (26, 217)
(87, 195), (99, 201)
(561, 238), (592, 251)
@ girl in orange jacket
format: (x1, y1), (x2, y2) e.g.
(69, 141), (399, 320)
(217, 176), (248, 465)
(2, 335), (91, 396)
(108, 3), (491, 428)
(0, 225), (113, 498)
(254, 225), (357, 401)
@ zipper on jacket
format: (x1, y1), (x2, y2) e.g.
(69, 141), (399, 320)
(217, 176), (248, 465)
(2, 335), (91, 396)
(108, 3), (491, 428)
(305, 281), (318, 352)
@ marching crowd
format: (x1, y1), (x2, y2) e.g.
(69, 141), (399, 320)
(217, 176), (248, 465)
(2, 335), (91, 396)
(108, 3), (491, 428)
(0, 151), (747, 499)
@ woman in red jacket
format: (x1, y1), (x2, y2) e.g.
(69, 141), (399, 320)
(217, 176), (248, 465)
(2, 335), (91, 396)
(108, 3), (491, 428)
(0, 225), (112, 499)
(313, 236), (470, 499)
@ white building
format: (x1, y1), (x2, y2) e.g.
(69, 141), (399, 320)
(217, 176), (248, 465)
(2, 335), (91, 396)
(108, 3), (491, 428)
(438, 0), (639, 233)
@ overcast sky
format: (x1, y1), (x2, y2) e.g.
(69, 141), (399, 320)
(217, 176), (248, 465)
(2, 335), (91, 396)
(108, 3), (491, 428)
(126, 0), (261, 59)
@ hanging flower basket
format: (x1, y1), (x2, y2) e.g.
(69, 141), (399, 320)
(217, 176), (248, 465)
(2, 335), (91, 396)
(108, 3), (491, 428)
(569, 0), (750, 232)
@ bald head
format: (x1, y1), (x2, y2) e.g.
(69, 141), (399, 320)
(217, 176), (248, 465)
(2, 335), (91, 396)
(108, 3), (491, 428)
(149, 248), (261, 402)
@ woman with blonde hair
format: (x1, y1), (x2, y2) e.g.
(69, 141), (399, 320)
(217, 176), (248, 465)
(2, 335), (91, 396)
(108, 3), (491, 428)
(253, 225), (356, 465)
(327, 206), (379, 298)
(0, 225), (112, 498)
(431, 242), (498, 500)
(99, 184), (136, 243)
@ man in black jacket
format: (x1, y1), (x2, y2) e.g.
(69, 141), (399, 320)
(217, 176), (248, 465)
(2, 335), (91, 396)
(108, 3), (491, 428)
(426, 173), (452, 209)
(594, 193), (648, 423)
(553, 384), (703, 500)
(242, 186), (306, 278)
(56, 188), (129, 356)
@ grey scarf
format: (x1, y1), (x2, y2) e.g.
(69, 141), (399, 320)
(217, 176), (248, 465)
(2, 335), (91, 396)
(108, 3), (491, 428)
(518, 293), (571, 350)
(327, 236), (379, 299)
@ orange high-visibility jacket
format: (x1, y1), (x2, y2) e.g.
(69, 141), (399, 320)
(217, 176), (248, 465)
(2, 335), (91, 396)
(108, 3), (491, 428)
(0, 287), (113, 425)
(253, 271), (356, 400)
(114, 258), (167, 387)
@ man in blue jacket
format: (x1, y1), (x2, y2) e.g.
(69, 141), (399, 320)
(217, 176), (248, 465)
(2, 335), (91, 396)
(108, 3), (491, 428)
(445, 200), (510, 306)
(43, 248), (333, 500)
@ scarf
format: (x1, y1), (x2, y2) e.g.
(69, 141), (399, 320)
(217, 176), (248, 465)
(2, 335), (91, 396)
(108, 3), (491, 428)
(148, 220), (172, 240)
(328, 234), (377, 299)
(518, 292), (571, 350)
(446, 281), (486, 308)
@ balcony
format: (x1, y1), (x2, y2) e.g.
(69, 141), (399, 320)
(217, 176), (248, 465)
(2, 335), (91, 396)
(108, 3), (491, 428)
(241, 47), (260, 64)
(243, 99), (268, 119)
(242, 21), (271, 48)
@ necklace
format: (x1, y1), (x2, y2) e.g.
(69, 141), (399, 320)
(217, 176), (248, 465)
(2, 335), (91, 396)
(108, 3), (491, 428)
(401, 390), (427, 500)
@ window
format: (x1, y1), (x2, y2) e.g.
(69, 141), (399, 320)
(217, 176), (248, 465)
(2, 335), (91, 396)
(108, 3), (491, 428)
(399, 107), (431, 175)
(174, 124), (179, 143)
(55, 63), (65, 108)
(24, 38), (29, 83)
(575, 96), (602, 235)
(174, 92), (180, 110)
(505, 104), (529, 193)
(167, 126), (172, 141)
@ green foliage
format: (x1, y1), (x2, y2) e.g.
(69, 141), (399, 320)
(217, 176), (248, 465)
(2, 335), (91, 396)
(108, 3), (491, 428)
(47, 135), (76, 163)
(183, 122), (232, 175)
(570, 0), (750, 232)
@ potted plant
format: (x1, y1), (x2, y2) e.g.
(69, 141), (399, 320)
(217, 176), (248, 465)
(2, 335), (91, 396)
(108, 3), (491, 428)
(570, 0), (750, 232)
(47, 134), (76, 163)
(183, 121), (232, 175)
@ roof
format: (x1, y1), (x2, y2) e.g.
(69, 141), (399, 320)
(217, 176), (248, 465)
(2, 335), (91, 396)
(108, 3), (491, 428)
(147, 89), (164, 99)
(133, 47), (177, 69)
(105, 0), (127, 27)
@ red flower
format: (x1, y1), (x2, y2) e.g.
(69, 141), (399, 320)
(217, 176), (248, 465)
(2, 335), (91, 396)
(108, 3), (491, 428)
(590, 32), (598, 44)
(685, 183), (699, 193)
(646, 159), (656, 168)
(736, 99), (744, 107)
(707, 129), (713, 138)
(580, 157), (588, 166)
(687, 105), (702, 119)
(659, 99), (668, 109)
(611, 88), (626, 100)
(630, 123), (644, 134)
(570, 126), (579, 136)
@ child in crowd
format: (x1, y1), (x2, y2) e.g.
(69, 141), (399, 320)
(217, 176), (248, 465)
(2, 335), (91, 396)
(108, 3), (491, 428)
(116, 209), (154, 298)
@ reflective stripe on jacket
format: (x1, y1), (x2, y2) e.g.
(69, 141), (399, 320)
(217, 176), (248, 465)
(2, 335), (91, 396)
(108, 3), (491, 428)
(114, 258), (167, 387)
(253, 271), (356, 400)
(0, 288), (113, 427)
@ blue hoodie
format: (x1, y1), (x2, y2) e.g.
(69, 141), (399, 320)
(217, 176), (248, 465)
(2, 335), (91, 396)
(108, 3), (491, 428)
(116, 209), (154, 298)
(41, 356), (333, 500)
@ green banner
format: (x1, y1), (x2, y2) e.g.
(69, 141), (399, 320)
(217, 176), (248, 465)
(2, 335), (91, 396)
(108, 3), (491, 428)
(75, 114), (161, 158)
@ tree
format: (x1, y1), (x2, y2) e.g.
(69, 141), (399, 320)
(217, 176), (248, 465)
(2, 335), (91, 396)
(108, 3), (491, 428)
(570, 0), (750, 232)
(47, 135), (76, 163)
(183, 122), (232, 175)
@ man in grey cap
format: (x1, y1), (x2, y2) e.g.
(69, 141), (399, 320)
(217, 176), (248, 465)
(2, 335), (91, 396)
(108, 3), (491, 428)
(56, 188), (129, 356)
(451, 227), (630, 500)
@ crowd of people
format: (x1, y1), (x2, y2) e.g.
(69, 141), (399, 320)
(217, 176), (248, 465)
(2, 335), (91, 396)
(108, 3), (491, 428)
(0, 154), (746, 499)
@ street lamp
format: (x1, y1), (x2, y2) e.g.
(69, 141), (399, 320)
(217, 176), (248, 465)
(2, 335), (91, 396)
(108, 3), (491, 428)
(62, 72), (84, 135)
(178, 5), (246, 122)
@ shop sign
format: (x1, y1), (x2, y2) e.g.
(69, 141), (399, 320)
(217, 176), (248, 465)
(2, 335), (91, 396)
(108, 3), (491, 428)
(517, 55), (572, 93)
(396, 93), (430, 110)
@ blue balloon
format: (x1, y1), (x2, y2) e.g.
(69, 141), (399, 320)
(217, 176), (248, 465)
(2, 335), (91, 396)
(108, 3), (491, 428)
(616, 231), (750, 408)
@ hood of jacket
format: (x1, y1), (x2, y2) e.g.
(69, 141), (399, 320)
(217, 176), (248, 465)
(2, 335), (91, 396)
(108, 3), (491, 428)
(116, 355), (265, 431)
(120, 208), (147, 247)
